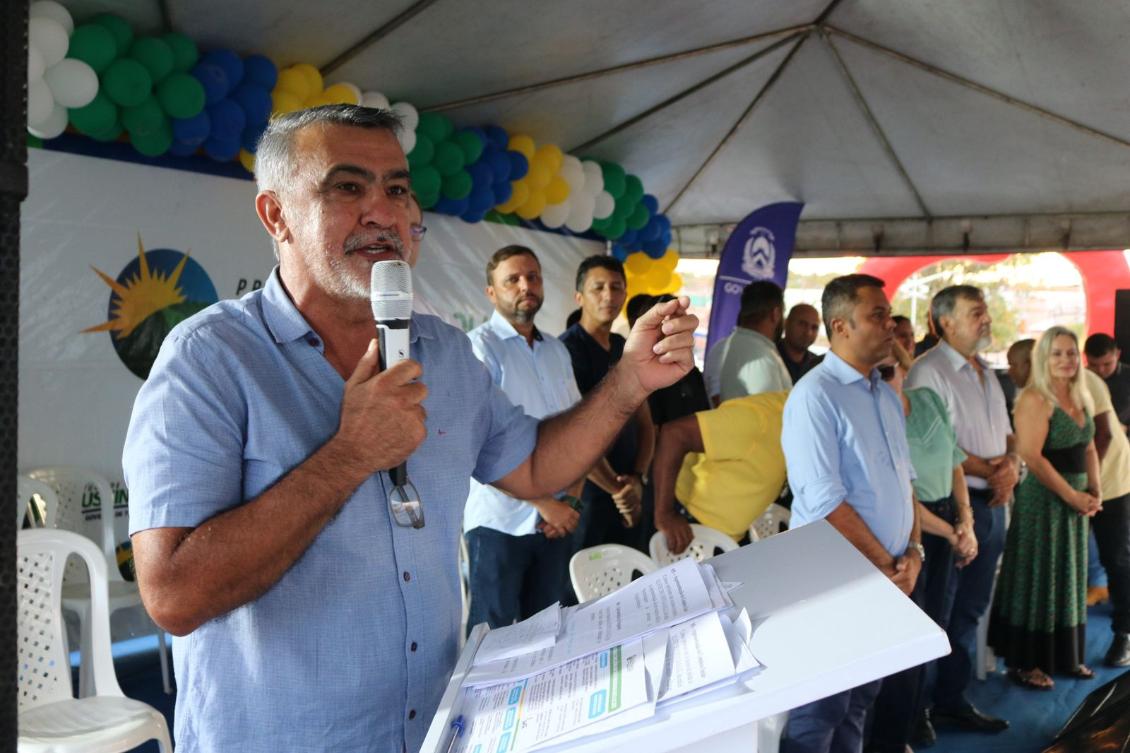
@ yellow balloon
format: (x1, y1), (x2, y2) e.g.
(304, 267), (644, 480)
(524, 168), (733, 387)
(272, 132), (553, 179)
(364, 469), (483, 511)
(276, 68), (310, 100)
(667, 272), (683, 293)
(271, 90), (303, 114)
(322, 83), (360, 105)
(515, 191), (547, 220)
(239, 148), (256, 173)
(527, 163), (552, 189)
(506, 179), (530, 210)
(544, 175), (570, 204)
(625, 252), (651, 277)
(508, 134), (536, 160)
(532, 143), (563, 175)
(646, 264), (671, 291)
(658, 248), (680, 270)
(292, 63), (323, 97)
(304, 92), (335, 108)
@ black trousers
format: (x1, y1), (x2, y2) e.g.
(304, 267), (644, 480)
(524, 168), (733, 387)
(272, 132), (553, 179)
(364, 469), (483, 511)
(1093, 492), (1130, 634)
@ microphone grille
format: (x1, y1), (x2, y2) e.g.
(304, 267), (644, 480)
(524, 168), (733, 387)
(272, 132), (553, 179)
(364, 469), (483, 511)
(370, 260), (413, 321)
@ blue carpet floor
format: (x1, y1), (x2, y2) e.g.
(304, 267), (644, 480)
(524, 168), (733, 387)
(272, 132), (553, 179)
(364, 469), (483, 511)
(99, 603), (1127, 753)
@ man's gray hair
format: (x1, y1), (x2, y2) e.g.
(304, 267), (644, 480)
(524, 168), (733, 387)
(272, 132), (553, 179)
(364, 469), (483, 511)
(929, 285), (983, 336)
(254, 105), (403, 194)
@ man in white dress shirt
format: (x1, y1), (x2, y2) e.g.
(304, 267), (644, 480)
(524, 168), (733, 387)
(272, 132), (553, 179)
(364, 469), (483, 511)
(463, 245), (584, 629)
(906, 285), (1015, 739)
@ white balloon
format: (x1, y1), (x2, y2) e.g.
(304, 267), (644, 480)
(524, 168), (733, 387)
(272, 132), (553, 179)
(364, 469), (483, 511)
(30, 1), (74, 34)
(397, 128), (417, 155)
(581, 160), (604, 195)
(593, 190), (616, 220)
(559, 155), (585, 190)
(28, 102), (67, 139)
(45, 59), (98, 108)
(540, 200), (570, 229)
(565, 194), (596, 233)
(29, 17), (69, 68)
(360, 91), (390, 110)
(28, 78), (54, 126)
(391, 101), (419, 132)
(28, 45), (45, 83)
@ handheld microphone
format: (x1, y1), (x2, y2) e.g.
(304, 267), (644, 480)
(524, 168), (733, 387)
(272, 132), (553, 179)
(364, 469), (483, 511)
(371, 260), (413, 488)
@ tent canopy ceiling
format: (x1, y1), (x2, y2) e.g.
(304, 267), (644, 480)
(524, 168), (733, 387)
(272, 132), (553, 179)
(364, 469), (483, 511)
(72, 0), (1130, 254)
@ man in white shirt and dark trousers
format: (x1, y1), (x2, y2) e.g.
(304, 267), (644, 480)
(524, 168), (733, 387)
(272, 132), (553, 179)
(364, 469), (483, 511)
(906, 285), (1015, 740)
(703, 280), (792, 406)
(464, 245), (584, 629)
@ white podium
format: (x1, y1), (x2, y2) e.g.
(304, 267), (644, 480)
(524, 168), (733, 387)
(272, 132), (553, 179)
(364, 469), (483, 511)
(421, 520), (950, 753)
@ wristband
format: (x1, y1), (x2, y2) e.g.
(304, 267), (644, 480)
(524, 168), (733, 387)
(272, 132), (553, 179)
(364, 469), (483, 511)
(561, 494), (583, 512)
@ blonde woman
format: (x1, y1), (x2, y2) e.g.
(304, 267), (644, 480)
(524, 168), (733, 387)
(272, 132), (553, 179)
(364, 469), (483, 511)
(987, 326), (1102, 689)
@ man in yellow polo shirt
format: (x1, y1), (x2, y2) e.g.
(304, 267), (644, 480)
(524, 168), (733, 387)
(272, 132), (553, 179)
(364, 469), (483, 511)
(652, 391), (788, 553)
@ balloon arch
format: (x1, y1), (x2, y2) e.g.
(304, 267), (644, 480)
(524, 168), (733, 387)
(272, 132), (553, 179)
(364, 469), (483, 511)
(858, 250), (1130, 337)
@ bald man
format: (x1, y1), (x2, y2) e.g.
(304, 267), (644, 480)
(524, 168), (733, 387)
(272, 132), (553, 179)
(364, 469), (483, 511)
(777, 303), (822, 384)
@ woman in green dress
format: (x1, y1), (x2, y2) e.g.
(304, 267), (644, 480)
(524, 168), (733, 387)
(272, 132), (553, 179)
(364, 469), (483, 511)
(988, 326), (1102, 689)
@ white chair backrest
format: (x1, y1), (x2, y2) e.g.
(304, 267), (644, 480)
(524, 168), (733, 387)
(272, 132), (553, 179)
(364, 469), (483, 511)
(17, 529), (123, 712)
(570, 544), (657, 603)
(750, 503), (792, 542)
(649, 523), (739, 566)
(25, 466), (120, 580)
(17, 476), (58, 529)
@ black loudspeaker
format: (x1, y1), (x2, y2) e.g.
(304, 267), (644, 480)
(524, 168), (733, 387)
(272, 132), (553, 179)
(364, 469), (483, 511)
(1042, 669), (1130, 752)
(1115, 290), (1130, 356)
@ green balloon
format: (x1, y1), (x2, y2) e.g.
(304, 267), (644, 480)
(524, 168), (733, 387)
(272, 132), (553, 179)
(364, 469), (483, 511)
(454, 130), (483, 164)
(612, 197), (634, 221)
(407, 134), (435, 168)
(103, 58), (153, 107)
(130, 37), (174, 84)
(130, 119), (173, 157)
(156, 73), (205, 118)
(606, 217), (627, 240)
(26, 133), (43, 149)
(162, 32), (199, 73)
(590, 215), (610, 232)
(626, 202), (650, 231)
(433, 141), (465, 177)
(410, 165), (442, 197)
(623, 174), (644, 205)
(441, 170), (472, 201)
(418, 189), (440, 210)
(69, 92), (119, 136)
(91, 13), (134, 58)
(601, 162), (626, 199)
(68, 24), (118, 74)
(122, 95), (165, 136)
(90, 121), (124, 142)
(417, 112), (453, 144)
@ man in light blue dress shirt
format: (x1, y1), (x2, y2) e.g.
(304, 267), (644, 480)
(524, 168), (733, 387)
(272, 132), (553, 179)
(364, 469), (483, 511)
(122, 106), (700, 753)
(464, 246), (584, 630)
(780, 274), (923, 753)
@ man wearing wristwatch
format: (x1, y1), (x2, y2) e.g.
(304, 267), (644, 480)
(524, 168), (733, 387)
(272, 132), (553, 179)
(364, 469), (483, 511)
(463, 245), (585, 630)
(780, 275), (922, 753)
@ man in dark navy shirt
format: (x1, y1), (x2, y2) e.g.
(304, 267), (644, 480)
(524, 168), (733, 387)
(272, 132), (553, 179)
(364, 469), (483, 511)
(560, 256), (654, 553)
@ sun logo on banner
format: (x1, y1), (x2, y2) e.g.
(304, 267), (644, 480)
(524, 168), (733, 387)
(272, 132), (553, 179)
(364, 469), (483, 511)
(85, 235), (219, 379)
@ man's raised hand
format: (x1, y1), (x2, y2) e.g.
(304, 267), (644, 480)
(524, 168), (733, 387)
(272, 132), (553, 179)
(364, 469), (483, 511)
(619, 297), (699, 398)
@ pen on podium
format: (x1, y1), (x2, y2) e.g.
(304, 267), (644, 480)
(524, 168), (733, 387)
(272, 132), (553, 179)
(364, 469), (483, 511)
(445, 714), (465, 753)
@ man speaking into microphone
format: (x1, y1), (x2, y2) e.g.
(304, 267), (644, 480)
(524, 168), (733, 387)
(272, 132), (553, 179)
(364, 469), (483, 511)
(122, 105), (698, 753)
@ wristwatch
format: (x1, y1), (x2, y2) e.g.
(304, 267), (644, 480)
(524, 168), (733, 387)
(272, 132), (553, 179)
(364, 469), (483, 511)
(907, 541), (926, 563)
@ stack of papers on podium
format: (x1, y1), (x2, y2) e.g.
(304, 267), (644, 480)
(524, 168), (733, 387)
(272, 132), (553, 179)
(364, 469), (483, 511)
(450, 558), (761, 753)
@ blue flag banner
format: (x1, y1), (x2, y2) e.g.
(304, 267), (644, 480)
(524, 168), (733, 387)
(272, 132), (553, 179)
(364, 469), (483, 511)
(705, 201), (804, 355)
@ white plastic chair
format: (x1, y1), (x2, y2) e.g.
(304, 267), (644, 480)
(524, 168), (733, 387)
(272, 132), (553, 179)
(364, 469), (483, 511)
(458, 534), (470, 648)
(24, 466), (172, 695)
(649, 523), (740, 566)
(18, 528), (173, 752)
(569, 544), (657, 602)
(749, 503), (791, 542)
(18, 476), (58, 529)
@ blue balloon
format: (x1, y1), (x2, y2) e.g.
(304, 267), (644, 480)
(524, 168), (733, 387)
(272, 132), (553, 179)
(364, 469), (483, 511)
(200, 49), (244, 90)
(461, 209), (487, 223)
(467, 185), (495, 214)
(168, 138), (199, 157)
(208, 99), (246, 142)
(507, 151), (528, 180)
(191, 62), (230, 105)
(655, 214), (671, 235)
(660, 227), (672, 246)
(641, 194), (659, 215)
(467, 161), (494, 188)
(231, 84), (272, 127)
(611, 244), (630, 262)
(172, 110), (211, 146)
(639, 215), (662, 243)
(485, 148), (511, 182)
(643, 239), (667, 259)
(434, 195), (469, 216)
(241, 122), (266, 152)
(619, 228), (639, 248)
(492, 180), (512, 206)
(203, 135), (240, 161)
(242, 54), (277, 90)
(483, 125), (509, 150)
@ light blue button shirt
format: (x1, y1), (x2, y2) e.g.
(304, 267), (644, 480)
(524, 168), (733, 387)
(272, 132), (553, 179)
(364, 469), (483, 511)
(464, 311), (581, 536)
(123, 269), (538, 753)
(782, 351), (915, 557)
